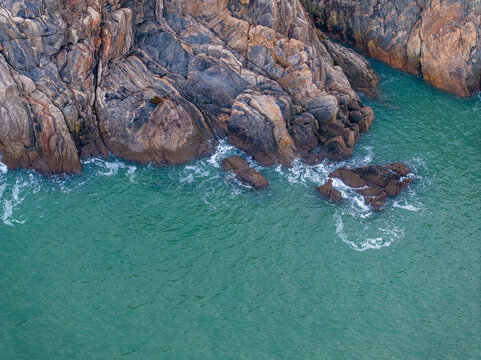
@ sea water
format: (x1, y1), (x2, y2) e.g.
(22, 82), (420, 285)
(0, 61), (480, 359)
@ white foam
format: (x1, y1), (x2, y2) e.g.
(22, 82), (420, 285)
(99, 161), (123, 176)
(2, 200), (14, 226)
(180, 173), (195, 184)
(281, 159), (333, 187)
(84, 158), (137, 181)
(184, 165), (210, 177)
(353, 146), (373, 167)
(0, 161), (7, 175)
(393, 201), (420, 212)
(334, 210), (404, 251)
(179, 164), (212, 184)
(1, 179), (27, 226)
(357, 237), (393, 251)
(207, 139), (236, 168)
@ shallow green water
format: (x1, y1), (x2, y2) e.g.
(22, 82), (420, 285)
(1, 62), (480, 359)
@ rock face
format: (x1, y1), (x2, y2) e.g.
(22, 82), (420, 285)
(322, 39), (379, 95)
(221, 155), (269, 190)
(304, 0), (481, 97)
(0, 0), (376, 175)
(319, 163), (413, 210)
(96, 56), (215, 165)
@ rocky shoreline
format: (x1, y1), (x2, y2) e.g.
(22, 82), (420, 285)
(1, 0), (477, 208)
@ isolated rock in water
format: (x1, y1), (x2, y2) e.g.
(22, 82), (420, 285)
(0, 0), (376, 174)
(324, 163), (412, 211)
(221, 156), (269, 190)
(304, 0), (481, 97)
(318, 179), (342, 203)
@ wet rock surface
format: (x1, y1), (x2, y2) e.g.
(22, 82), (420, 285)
(317, 179), (342, 203)
(221, 155), (269, 190)
(319, 163), (413, 211)
(304, 0), (481, 97)
(0, 0), (377, 175)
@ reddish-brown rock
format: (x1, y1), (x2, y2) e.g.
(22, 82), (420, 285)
(221, 156), (270, 190)
(320, 163), (413, 211)
(318, 179), (342, 203)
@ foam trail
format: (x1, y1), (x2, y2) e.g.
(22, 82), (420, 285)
(281, 159), (333, 187)
(334, 213), (397, 251)
(83, 158), (137, 181)
(179, 139), (238, 185)
(180, 173), (195, 184)
(2, 201), (14, 226)
(2, 179), (27, 226)
(393, 201), (420, 212)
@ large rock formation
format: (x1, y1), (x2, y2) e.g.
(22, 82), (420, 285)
(304, 0), (481, 97)
(0, 0), (377, 175)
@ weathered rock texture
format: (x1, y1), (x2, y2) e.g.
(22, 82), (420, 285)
(304, 0), (481, 97)
(0, 0), (377, 175)
(318, 163), (413, 211)
(222, 155), (269, 190)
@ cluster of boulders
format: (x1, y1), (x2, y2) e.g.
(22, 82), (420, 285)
(304, 0), (481, 97)
(318, 163), (413, 211)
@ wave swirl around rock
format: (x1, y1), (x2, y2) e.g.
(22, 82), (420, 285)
(318, 163), (414, 211)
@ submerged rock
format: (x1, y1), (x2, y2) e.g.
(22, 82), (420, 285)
(221, 155), (269, 190)
(319, 163), (413, 211)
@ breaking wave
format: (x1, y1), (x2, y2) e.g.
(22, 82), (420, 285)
(0, 160), (7, 175)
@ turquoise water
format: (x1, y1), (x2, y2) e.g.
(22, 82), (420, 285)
(1, 62), (480, 359)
